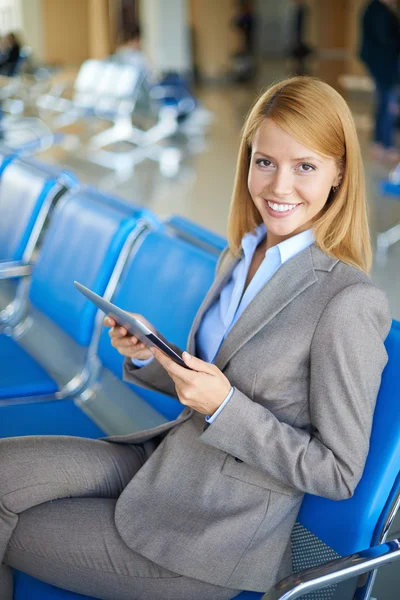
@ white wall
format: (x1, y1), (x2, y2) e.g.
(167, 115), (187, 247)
(140, 0), (192, 74)
(19, 0), (43, 60)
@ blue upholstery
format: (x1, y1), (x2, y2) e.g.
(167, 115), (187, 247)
(297, 319), (400, 556)
(379, 180), (400, 197)
(0, 336), (57, 399)
(0, 156), (72, 262)
(14, 572), (93, 600)
(0, 187), (156, 400)
(0, 400), (104, 439)
(29, 187), (151, 347)
(97, 227), (219, 420)
(13, 570), (263, 600)
(152, 73), (196, 117)
(0, 149), (17, 175)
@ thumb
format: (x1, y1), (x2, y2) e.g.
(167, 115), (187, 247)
(182, 352), (215, 374)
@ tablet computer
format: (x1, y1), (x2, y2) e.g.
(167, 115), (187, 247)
(74, 281), (188, 368)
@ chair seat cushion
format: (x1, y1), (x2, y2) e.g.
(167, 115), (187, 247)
(14, 571), (95, 599)
(0, 336), (58, 399)
(13, 572), (263, 599)
(0, 400), (105, 439)
(233, 593), (263, 599)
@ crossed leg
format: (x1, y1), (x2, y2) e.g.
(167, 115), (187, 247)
(0, 435), (238, 600)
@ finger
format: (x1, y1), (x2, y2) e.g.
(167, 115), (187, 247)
(111, 336), (143, 349)
(182, 352), (216, 375)
(152, 348), (195, 382)
(109, 326), (129, 339)
(104, 316), (116, 327)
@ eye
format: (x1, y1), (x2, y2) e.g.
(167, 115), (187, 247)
(255, 158), (273, 168)
(298, 163), (316, 173)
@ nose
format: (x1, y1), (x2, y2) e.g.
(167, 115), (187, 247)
(269, 168), (293, 198)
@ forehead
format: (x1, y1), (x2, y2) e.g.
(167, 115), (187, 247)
(252, 119), (327, 162)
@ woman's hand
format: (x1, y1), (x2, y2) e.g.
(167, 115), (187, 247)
(151, 347), (232, 415)
(104, 314), (155, 361)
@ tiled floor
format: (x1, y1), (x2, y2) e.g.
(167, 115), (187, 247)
(19, 58), (399, 598)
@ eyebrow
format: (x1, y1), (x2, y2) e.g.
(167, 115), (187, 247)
(253, 151), (323, 163)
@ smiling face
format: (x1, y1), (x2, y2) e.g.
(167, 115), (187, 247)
(247, 118), (343, 250)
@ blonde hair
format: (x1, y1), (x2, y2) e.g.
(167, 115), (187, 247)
(227, 76), (371, 273)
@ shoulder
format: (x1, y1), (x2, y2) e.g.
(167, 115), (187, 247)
(310, 246), (392, 338)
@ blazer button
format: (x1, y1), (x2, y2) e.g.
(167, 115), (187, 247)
(235, 457), (243, 463)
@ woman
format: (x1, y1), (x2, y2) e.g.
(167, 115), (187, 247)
(0, 77), (391, 600)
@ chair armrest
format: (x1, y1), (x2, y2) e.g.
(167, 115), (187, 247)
(261, 538), (400, 600)
(0, 261), (32, 279)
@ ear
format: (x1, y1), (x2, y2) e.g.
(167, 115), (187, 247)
(333, 165), (344, 188)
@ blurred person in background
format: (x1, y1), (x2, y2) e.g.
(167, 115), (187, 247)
(114, 25), (156, 83)
(0, 32), (21, 77)
(360, 0), (400, 162)
(231, 0), (256, 82)
(288, 0), (313, 76)
(234, 0), (255, 56)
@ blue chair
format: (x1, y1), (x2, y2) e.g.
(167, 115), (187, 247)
(0, 154), (76, 328)
(150, 72), (197, 120)
(260, 319), (400, 599)
(96, 224), (221, 422)
(0, 185), (157, 415)
(13, 320), (400, 599)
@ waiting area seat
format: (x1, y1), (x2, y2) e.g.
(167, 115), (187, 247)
(94, 224), (222, 423)
(34, 59), (211, 182)
(0, 154), (76, 329)
(0, 186), (156, 412)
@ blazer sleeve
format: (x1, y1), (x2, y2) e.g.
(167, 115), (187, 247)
(200, 283), (391, 501)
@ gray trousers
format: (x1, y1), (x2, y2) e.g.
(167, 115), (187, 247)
(0, 435), (239, 600)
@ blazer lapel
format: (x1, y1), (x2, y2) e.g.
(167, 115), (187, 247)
(187, 252), (241, 355)
(214, 244), (319, 372)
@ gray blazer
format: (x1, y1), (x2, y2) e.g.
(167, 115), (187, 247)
(105, 243), (391, 593)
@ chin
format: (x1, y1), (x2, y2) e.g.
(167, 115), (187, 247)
(264, 218), (301, 236)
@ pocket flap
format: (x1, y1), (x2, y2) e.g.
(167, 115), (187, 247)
(221, 454), (296, 495)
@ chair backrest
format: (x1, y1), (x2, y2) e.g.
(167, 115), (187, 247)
(109, 63), (143, 98)
(282, 320), (400, 599)
(74, 59), (104, 94)
(93, 63), (144, 117)
(297, 320), (400, 552)
(96, 226), (219, 420)
(0, 155), (75, 262)
(28, 186), (156, 347)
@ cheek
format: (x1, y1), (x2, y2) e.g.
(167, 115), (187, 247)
(299, 177), (331, 208)
(248, 168), (265, 199)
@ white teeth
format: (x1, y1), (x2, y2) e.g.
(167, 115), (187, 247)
(267, 201), (298, 213)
